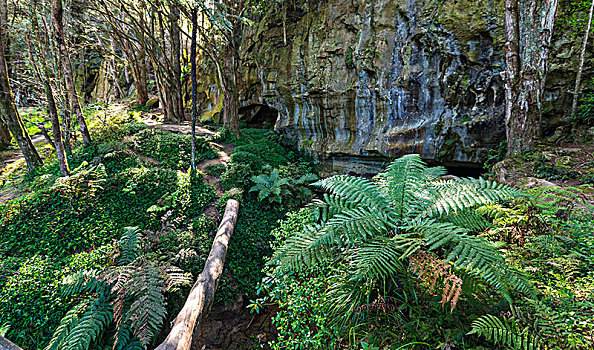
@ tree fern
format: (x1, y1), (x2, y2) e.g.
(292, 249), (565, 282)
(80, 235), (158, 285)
(468, 314), (543, 350)
(50, 228), (192, 350)
(124, 265), (167, 346)
(272, 154), (530, 325)
(45, 303), (86, 350)
(61, 297), (114, 350)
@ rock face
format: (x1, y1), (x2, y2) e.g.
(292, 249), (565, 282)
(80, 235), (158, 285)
(237, 0), (506, 174)
(234, 0), (586, 174)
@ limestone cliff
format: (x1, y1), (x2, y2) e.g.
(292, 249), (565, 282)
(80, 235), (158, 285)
(235, 0), (587, 174)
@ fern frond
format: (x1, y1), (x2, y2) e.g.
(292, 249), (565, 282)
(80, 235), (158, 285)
(468, 314), (543, 350)
(113, 326), (144, 350)
(160, 265), (192, 291)
(322, 207), (394, 241)
(350, 237), (405, 280)
(313, 175), (394, 220)
(417, 177), (520, 219)
(271, 223), (334, 272)
(125, 265), (167, 347)
(61, 270), (104, 297)
(407, 218), (533, 301)
(62, 297), (113, 350)
(375, 154), (432, 219)
(409, 250), (463, 311)
(441, 208), (489, 231)
(117, 227), (142, 266)
(309, 194), (356, 222)
(45, 303), (86, 350)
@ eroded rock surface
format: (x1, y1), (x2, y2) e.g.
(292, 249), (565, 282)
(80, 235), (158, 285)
(233, 0), (587, 174)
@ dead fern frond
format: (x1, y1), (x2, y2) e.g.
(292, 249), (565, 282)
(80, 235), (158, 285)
(409, 250), (463, 311)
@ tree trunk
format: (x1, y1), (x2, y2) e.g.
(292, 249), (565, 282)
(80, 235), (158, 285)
(53, 38), (72, 155)
(0, 121), (9, 149)
(571, 0), (594, 117)
(23, 117), (55, 149)
(52, 0), (92, 147)
(505, 0), (558, 156)
(59, 86), (73, 155)
(43, 78), (70, 176)
(168, 3), (183, 122)
(190, 6), (198, 173)
(27, 13), (70, 176)
(0, 335), (23, 350)
(0, 0), (42, 170)
(222, 45), (239, 135)
(109, 38), (123, 100)
(155, 198), (240, 350)
(0, 0), (10, 149)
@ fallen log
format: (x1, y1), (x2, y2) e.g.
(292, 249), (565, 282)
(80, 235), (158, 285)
(155, 197), (240, 350)
(0, 335), (22, 350)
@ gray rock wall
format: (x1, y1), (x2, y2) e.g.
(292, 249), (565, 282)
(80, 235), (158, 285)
(235, 0), (585, 174)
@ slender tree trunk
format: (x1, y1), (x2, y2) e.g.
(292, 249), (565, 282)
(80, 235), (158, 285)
(0, 0), (9, 149)
(23, 117), (55, 149)
(505, 0), (558, 156)
(52, 0), (92, 147)
(191, 6), (198, 173)
(0, 1), (42, 170)
(109, 38), (123, 100)
(169, 3), (183, 122)
(0, 122), (9, 149)
(222, 45), (239, 135)
(27, 14), (70, 176)
(137, 50), (149, 106)
(58, 77), (73, 155)
(43, 79), (69, 176)
(571, 0), (594, 117)
(52, 31), (72, 155)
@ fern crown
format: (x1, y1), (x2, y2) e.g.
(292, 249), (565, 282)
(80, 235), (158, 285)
(272, 154), (530, 319)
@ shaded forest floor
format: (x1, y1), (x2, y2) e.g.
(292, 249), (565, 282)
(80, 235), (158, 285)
(0, 103), (316, 349)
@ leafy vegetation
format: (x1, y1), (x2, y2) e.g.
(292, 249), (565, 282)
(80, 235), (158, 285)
(0, 109), (220, 348)
(46, 228), (191, 350)
(255, 155), (594, 349)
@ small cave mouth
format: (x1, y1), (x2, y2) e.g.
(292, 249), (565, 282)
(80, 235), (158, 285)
(239, 104), (280, 129)
(426, 160), (487, 178)
(443, 165), (487, 178)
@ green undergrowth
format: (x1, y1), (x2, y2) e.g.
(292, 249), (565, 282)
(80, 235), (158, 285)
(252, 164), (594, 349)
(0, 109), (220, 348)
(0, 110), (315, 349)
(210, 127), (317, 305)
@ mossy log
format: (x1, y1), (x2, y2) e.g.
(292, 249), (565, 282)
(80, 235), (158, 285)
(155, 197), (240, 350)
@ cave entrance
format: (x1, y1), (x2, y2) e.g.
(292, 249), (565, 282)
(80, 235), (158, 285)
(443, 165), (487, 178)
(239, 104), (279, 129)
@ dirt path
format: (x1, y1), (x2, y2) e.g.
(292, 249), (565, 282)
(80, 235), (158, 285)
(0, 134), (50, 202)
(196, 142), (235, 219)
(141, 117), (235, 219)
(0, 134), (48, 172)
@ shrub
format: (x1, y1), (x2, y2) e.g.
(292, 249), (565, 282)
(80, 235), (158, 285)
(251, 210), (341, 349)
(133, 128), (217, 169)
(204, 163), (226, 177)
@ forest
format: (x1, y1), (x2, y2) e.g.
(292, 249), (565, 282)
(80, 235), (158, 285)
(0, 0), (593, 349)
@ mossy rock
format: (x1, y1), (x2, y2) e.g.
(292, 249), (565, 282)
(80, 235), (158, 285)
(146, 97), (160, 109)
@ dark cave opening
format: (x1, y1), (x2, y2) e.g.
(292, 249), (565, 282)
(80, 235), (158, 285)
(443, 165), (487, 178)
(239, 104), (280, 129)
